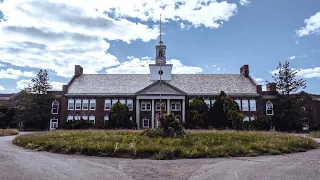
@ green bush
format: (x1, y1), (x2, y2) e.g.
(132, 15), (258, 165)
(64, 120), (95, 129)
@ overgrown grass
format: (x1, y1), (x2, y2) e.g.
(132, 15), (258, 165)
(13, 130), (318, 160)
(0, 129), (19, 136)
(308, 132), (320, 138)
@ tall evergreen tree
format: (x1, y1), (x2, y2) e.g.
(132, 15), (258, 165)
(15, 69), (53, 130)
(108, 102), (133, 129)
(272, 61), (307, 131)
(186, 97), (209, 129)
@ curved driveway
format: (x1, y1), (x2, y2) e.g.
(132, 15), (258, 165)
(0, 134), (320, 180)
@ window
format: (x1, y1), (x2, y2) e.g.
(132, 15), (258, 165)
(176, 115), (181, 122)
(67, 115), (73, 121)
(127, 99), (133, 111)
(120, 99), (125, 104)
(112, 99), (118, 106)
(89, 116), (95, 123)
(68, 99), (74, 110)
(243, 116), (249, 122)
(171, 102), (181, 111)
(82, 116), (88, 120)
(90, 99), (96, 110)
(74, 114), (80, 120)
(82, 100), (89, 110)
(249, 99), (257, 111)
(211, 99), (216, 107)
(104, 115), (109, 125)
(204, 99), (210, 108)
(266, 101), (274, 115)
(105, 99), (111, 110)
(156, 102), (166, 111)
(75, 99), (81, 110)
(250, 116), (256, 121)
(242, 99), (249, 111)
(143, 118), (149, 128)
(235, 99), (241, 110)
(51, 101), (59, 114)
(141, 102), (151, 111)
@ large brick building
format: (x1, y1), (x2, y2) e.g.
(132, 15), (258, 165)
(1, 39), (320, 130)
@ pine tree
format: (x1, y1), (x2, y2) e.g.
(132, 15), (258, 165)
(108, 102), (132, 129)
(187, 97), (209, 129)
(272, 61), (307, 131)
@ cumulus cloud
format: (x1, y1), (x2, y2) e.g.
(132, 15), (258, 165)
(297, 67), (320, 78)
(50, 82), (64, 91)
(0, 68), (36, 79)
(16, 79), (65, 90)
(0, 85), (5, 91)
(16, 79), (31, 90)
(239, 0), (251, 6)
(106, 56), (203, 74)
(296, 12), (320, 37)
(288, 56), (296, 60)
(254, 77), (265, 84)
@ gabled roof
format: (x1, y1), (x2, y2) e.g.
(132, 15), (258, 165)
(136, 81), (187, 95)
(66, 74), (258, 96)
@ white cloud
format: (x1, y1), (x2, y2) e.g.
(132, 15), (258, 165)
(288, 56), (296, 60)
(239, 0), (251, 6)
(296, 12), (320, 37)
(0, 63), (5, 67)
(254, 77), (265, 84)
(50, 82), (64, 91)
(0, 85), (5, 91)
(16, 79), (64, 90)
(106, 57), (203, 74)
(294, 39), (299, 44)
(298, 55), (307, 59)
(0, 0), (242, 78)
(0, 68), (36, 79)
(297, 67), (320, 78)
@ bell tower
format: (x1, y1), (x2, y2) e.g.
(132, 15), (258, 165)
(149, 14), (173, 81)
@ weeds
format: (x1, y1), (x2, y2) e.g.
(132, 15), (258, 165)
(0, 129), (19, 136)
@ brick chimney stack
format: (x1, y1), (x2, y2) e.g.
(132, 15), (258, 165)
(266, 83), (277, 92)
(75, 65), (83, 77)
(240, 65), (249, 77)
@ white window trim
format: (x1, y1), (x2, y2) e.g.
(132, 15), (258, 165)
(82, 100), (89, 110)
(67, 115), (73, 121)
(105, 99), (111, 110)
(156, 102), (166, 111)
(127, 99), (133, 111)
(120, 99), (126, 104)
(141, 102), (151, 111)
(242, 99), (249, 111)
(235, 99), (241, 110)
(243, 116), (249, 122)
(51, 101), (59, 114)
(142, 118), (149, 128)
(90, 99), (96, 110)
(75, 99), (82, 110)
(249, 99), (257, 112)
(68, 99), (74, 110)
(171, 102), (181, 111)
(266, 101), (274, 115)
(89, 116), (95, 124)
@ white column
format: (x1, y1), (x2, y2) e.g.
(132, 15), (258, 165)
(136, 99), (140, 129)
(151, 99), (155, 129)
(167, 99), (171, 113)
(182, 99), (185, 123)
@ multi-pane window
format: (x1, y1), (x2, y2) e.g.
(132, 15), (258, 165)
(89, 116), (95, 123)
(51, 101), (59, 114)
(120, 99), (125, 104)
(204, 99), (210, 108)
(249, 99), (257, 111)
(74, 114), (80, 120)
(143, 118), (149, 128)
(127, 99), (133, 111)
(235, 99), (241, 110)
(141, 102), (151, 111)
(211, 99), (216, 107)
(104, 115), (109, 125)
(105, 99), (111, 110)
(82, 100), (89, 110)
(242, 99), (249, 111)
(82, 116), (88, 120)
(171, 102), (181, 111)
(75, 99), (81, 110)
(243, 116), (249, 122)
(90, 99), (96, 110)
(250, 116), (256, 121)
(112, 99), (118, 106)
(156, 102), (166, 111)
(68, 99), (74, 110)
(266, 101), (274, 115)
(67, 115), (73, 121)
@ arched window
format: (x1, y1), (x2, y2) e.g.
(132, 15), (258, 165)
(266, 100), (274, 115)
(51, 101), (59, 114)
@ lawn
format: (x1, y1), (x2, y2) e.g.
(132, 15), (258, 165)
(13, 130), (318, 160)
(308, 132), (320, 138)
(0, 129), (19, 136)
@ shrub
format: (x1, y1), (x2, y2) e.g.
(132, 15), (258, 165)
(108, 102), (133, 129)
(64, 120), (95, 129)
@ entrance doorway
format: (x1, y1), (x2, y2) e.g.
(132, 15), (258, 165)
(50, 119), (58, 130)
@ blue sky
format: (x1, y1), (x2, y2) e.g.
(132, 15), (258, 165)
(0, 0), (319, 93)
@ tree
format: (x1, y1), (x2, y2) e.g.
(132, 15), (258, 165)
(210, 91), (244, 129)
(0, 104), (8, 128)
(15, 69), (53, 130)
(108, 102), (133, 129)
(186, 97), (209, 129)
(272, 61), (307, 131)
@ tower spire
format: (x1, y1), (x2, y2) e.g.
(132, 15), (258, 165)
(155, 14), (166, 64)
(159, 14), (162, 44)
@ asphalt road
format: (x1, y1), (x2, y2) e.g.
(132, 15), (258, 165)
(0, 134), (320, 180)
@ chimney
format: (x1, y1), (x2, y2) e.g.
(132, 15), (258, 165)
(266, 83), (277, 92)
(257, 85), (262, 93)
(240, 65), (249, 77)
(75, 65), (83, 77)
(62, 85), (68, 93)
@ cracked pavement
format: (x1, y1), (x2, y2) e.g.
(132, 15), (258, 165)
(0, 134), (319, 180)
